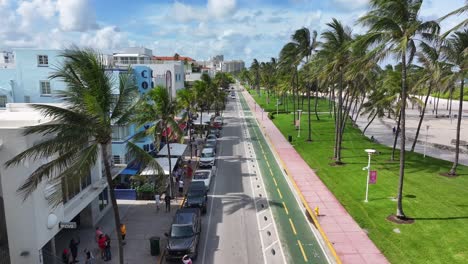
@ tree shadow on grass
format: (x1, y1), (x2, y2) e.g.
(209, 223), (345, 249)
(412, 216), (468, 221)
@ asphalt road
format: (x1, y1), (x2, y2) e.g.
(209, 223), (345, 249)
(195, 90), (264, 264)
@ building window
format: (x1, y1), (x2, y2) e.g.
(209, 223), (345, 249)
(40, 81), (51, 96)
(0, 95), (6, 108)
(62, 173), (92, 204)
(113, 155), (122, 164)
(37, 55), (48, 66)
(99, 188), (109, 211)
(24, 96), (31, 103)
(111, 125), (130, 140)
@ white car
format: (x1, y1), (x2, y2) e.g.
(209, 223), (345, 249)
(192, 169), (213, 190)
(214, 116), (223, 125)
(199, 147), (216, 168)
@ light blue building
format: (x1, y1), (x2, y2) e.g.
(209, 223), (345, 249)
(0, 49), (155, 169)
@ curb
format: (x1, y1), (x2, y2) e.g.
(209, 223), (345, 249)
(242, 90), (342, 264)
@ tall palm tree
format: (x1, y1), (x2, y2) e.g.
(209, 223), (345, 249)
(288, 28), (319, 142)
(193, 79), (209, 135)
(4, 48), (138, 264)
(359, 0), (439, 219)
(438, 2), (468, 36)
(131, 87), (183, 197)
(320, 18), (352, 163)
(250, 59), (261, 95)
(279, 44), (299, 124)
(444, 29), (468, 175)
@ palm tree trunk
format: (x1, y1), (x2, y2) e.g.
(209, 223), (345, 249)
(341, 89), (356, 136)
(449, 78), (464, 175)
(292, 73), (296, 124)
(353, 95), (366, 122)
(448, 85), (454, 116)
(335, 70), (344, 163)
(392, 109), (401, 161)
(101, 143), (124, 264)
(396, 54), (408, 219)
(435, 90), (441, 117)
(411, 83), (432, 151)
(167, 135), (173, 197)
(314, 81), (320, 121)
(363, 112), (378, 134)
(307, 83), (312, 142)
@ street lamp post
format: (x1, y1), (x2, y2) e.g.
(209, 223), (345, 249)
(297, 110), (302, 137)
(276, 99), (279, 116)
(364, 149), (376, 202)
(424, 125), (430, 158)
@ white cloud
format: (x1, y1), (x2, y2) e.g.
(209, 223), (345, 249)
(331, 0), (369, 11)
(208, 0), (237, 18)
(172, 1), (203, 22)
(80, 26), (129, 51)
(16, 0), (56, 31)
(57, 0), (98, 32)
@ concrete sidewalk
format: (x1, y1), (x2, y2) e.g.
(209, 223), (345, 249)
(242, 90), (389, 264)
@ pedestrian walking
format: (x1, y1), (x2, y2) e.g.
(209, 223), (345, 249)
(178, 179), (184, 197)
(165, 193), (171, 212)
(69, 238), (80, 263)
(104, 234), (111, 261)
(186, 164), (193, 178)
(392, 126), (396, 134)
(62, 248), (71, 264)
(98, 234), (106, 260)
(155, 193), (161, 211)
(84, 249), (95, 264)
(120, 224), (127, 244)
(95, 227), (103, 243)
(182, 255), (193, 264)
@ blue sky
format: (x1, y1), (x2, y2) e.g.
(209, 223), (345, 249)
(0, 0), (465, 65)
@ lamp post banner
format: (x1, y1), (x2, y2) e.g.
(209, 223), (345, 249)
(369, 171), (377, 184)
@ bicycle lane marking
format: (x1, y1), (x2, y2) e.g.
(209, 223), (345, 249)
(240, 93), (330, 264)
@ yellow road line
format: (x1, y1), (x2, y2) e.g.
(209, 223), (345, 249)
(273, 178), (278, 186)
(297, 240), (309, 262)
(282, 202), (289, 215)
(269, 168), (274, 176)
(289, 218), (297, 235)
(277, 188), (283, 199)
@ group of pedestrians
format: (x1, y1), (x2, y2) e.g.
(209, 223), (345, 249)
(95, 227), (112, 261)
(61, 238), (95, 264)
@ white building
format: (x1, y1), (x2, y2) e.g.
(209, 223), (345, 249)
(0, 104), (122, 264)
(222, 60), (245, 73)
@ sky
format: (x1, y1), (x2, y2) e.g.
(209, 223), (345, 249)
(0, 0), (465, 65)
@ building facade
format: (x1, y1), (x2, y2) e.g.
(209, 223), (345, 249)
(0, 104), (121, 264)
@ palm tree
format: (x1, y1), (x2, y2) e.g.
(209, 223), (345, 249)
(177, 88), (195, 157)
(131, 87), (183, 197)
(438, 2), (468, 36)
(4, 48), (138, 264)
(193, 79), (209, 135)
(359, 0), (439, 219)
(320, 18), (353, 163)
(288, 28), (319, 142)
(444, 29), (468, 175)
(250, 59), (261, 95)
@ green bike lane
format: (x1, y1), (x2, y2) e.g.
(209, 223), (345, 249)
(239, 94), (330, 264)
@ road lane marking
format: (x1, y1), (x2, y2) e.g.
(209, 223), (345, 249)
(298, 240), (309, 262)
(269, 168), (274, 176)
(240, 97), (286, 264)
(282, 202), (289, 215)
(289, 218), (297, 235)
(277, 188), (283, 199)
(273, 178), (278, 186)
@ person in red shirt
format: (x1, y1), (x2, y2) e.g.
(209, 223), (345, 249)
(98, 234), (106, 260)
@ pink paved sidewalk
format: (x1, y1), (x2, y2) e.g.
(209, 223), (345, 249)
(242, 91), (389, 264)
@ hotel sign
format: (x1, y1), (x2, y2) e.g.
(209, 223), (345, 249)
(59, 222), (77, 229)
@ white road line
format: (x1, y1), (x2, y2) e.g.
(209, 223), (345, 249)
(242, 90), (333, 264)
(264, 240), (280, 251)
(240, 97), (287, 264)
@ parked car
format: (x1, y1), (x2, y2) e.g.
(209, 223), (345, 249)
(165, 208), (201, 260)
(192, 169), (213, 191)
(185, 182), (208, 213)
(214, 116), (223, 125)
(209, 127), (221, 138)
(206, 134), (217, 142)
(199, 147), (216, 168)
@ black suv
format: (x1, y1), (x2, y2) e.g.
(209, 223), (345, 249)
(184, 181), (208, 213)
(165, 208), (201, 260)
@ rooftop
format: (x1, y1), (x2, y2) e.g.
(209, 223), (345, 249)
(0, 103), (62, 128)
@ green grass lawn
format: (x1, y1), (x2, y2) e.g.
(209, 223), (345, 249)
(249, 89), (331, 114)
(249, 90), (468, 264)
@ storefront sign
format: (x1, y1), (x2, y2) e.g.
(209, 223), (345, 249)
(369, 171), (377, 184)
(59, 222), (77, 229)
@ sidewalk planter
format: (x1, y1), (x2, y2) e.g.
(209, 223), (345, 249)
(150, 236), (160, 256)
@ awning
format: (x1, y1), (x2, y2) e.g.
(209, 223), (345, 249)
(192, 113), (212, 126)
(140, 158), (179, 176)
(158, 143), (187, 157)
(120, 168), (138, 175)
(161, 123), (187, 137)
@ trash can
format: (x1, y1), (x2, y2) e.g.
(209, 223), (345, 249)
(149, 236), (160, 256)
(288, 135), (293, 143)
